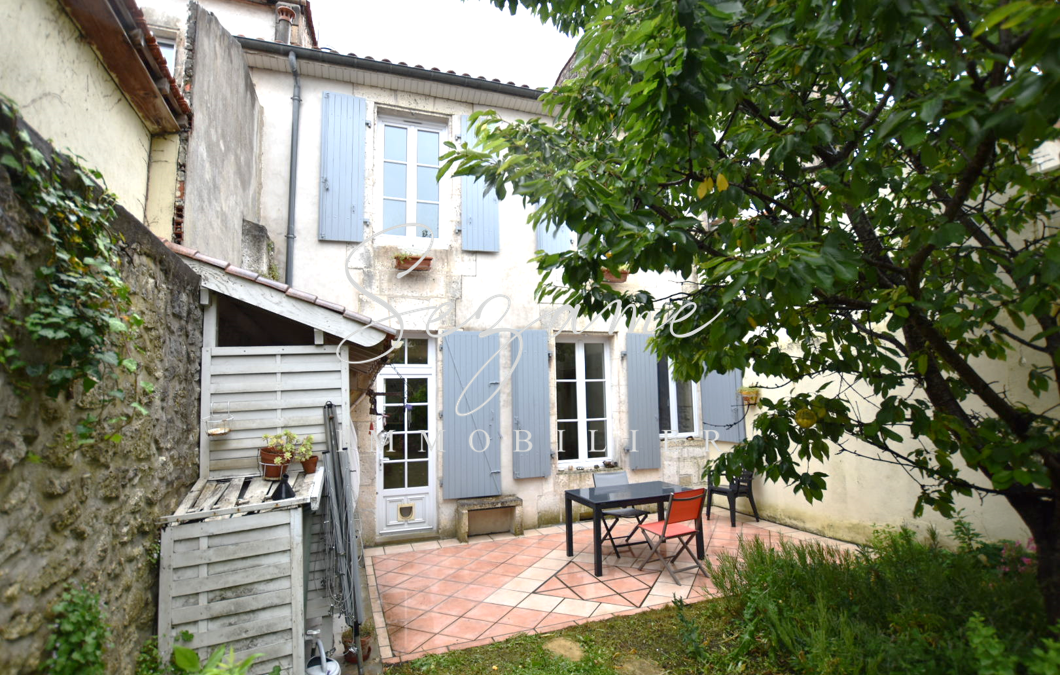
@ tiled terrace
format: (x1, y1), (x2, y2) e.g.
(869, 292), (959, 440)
(363, 515), (852, 665)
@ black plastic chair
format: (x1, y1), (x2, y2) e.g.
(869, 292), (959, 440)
(706, 470), (760, 527)
(594, 471), (649, 558)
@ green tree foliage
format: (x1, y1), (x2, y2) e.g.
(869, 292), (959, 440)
(446, 0), (1060, 615)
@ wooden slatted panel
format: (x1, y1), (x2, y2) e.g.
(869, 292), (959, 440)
(701, 369), (746, 443)
(626, 333), (661, 470)
(442, 332), (502, 498)
(460, 115), (500, 252)
(319, 92), (367, 242)
(203, 346), (349, 477)
(536, 222), (573, 254)
(511, 330), (551, 479)
(159, 509), (304, 675)
(305, 510), (331, 619)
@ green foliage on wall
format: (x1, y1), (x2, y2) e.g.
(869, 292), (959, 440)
(0, 98), (153, 448)
(43, 585), (111, 675)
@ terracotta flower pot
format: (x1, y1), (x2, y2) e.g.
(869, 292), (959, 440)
(259, 447), (289, 481)
(602, 268), (628, 283)
(395, 255), (432, 271)
(301, 455), (319, 474)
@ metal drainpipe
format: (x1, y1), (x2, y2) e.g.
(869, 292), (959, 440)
(285, 51), (301, 286)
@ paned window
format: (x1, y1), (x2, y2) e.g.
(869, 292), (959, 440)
(382, 120), (441, 238)
(556, 341), (610, 463)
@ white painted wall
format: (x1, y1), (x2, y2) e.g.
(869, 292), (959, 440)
(0, 0), (153, 220)
(241, 66), (732, 544)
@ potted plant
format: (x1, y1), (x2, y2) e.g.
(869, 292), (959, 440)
(394, 252), (432, 272)
(341, 620), (373, 663)
(739, 386), (762, 406)
(602, 267), (629, 283)
(260, 430), (315, 479)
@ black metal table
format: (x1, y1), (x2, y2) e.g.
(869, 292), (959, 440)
(564, 480), (704, 576)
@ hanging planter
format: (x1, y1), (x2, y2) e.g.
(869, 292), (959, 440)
(739, 386), (762, 406)
(395, 254), (432, 272)
(602, 267), (629, 283)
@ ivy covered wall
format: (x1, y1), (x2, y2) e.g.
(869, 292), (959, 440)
(0, 109), (204, 673)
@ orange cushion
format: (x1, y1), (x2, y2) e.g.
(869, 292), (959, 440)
(639, 521), (697, 537)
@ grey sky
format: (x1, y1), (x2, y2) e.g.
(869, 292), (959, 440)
(310, 0), (578, 89)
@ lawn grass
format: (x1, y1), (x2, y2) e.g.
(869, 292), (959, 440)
(385, 597), (785, 674)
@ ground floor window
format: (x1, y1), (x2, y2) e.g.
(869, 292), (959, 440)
(556, 340), (611, 463)
(657, 356), (699, 437)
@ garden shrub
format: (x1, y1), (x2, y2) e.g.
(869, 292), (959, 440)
(709, 527), (1048, 674)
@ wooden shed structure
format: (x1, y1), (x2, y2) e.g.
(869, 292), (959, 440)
(157, 243), (393, 675)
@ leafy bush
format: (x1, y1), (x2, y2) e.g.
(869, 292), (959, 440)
(44, 585), (110, 675)
(709, 527), (1048, 674)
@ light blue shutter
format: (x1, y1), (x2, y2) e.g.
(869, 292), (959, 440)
(625, 333), (661, 470)
(536, 222), (573, 254)
(443, 332), (502, 498)
(511, 330), (550, 479)
(319, 92), (366, 242)
(701, 369), (746, 443)
(460, 115), (500, 252)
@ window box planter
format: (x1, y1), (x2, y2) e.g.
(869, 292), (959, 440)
(602, 268), (628, 283)
(395, 255), (432, 272)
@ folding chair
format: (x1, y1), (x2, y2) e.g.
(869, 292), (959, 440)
(635, 488), (709, 584)
(594, 471), (649, 558)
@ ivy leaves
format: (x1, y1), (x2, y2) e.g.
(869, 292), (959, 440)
(0, 100), (152, 448)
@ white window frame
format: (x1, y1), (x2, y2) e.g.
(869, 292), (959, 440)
(376, 113), (446, 247)
(658, 362), (701, 438)
(555, 338), (612, 466)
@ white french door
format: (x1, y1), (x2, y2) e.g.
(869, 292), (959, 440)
(375, 338), (436, 535)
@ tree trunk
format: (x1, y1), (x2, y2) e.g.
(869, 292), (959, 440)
(1005, 484), (1060, 624)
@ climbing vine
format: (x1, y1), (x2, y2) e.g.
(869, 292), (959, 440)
(0, 99), (152, 447)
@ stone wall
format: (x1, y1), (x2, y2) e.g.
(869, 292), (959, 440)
(181, 3), (263, 262)
(0, 116), (204, 674)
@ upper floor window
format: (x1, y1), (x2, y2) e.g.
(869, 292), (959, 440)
(657, 356), (699, 437)
(556, 340), (611, 463)
(156, 39), (176, 71)
(382, 118), (442, 238)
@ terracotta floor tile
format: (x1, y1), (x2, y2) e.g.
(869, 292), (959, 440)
(462, 602), (512, 622)
(393, 561), (431, 576)
(439, 617), (493, 640)
(594, 593), (635, 607)
(419, 566), (453, 580)
(436, 556), (469, 569)
(432, 596), (479, 617)
(380, 588), (416, 608)
(403, 592), (447, 611)
(475, 572), (516, 588)
(574, 582), (614, 601)
(445, 568), (485, 584)
(375, 571), (412, 587)
(422, 579), (465, 596)
(418, 633), (464, 652)
(481, 551), (512, 563)
(383, 605), (424, 627)
(389, 627), (433, 654)
(404, 612), (458, 635)
(536, 577), (565, 593)
(491, 562), (528, 577)
(454, 547), (482, 559)
(605, 576), (650, 593)
(464, 559), (499, 573)
(497, 607), (549, 628)
(478, 623), (525, 641)
(540, 587), (580, 600)
(624, 589), (650, 606)
(458, 584), (497, 601)
(372, 558), (407, 572)
(398, 575), (438, 592)
(557, 570), (598, 587)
